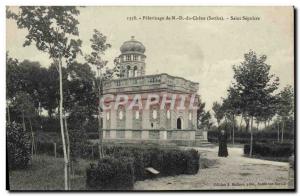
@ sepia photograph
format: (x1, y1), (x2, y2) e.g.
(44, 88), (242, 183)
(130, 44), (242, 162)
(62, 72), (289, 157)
(5, 6), (295, 191)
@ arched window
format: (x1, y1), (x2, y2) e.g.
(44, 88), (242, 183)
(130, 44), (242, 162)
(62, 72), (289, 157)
(119, 110), (123, 120)
(167, 110), (171, 119)
(127, 66), (131, 77)
(177, 118), (182, 130)
(133, 66), (138, 77)
(106, 112), (110, 121)
(121, 70), (125, 78)
(135, 110), (139, 119)
(152, 110), (157, 119)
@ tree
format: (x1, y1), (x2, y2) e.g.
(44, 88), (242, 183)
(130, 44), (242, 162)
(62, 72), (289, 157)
(222, 86), (242, 144)
(197, 99), (212, 130)
(85, 29), (111, 158)
(11, 92), (36, 157)
(6, 52), (19, 123)
(65, 62), (97, 119)
(8, 6), (82, 190)
(232, 50), (279, 156)
(7, 122), (31, 170)
(277, 85), (294, 143)
(212, 102), (224, 128)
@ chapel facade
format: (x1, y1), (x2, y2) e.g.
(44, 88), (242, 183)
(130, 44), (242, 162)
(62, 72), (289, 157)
(102, 36), (203, 142)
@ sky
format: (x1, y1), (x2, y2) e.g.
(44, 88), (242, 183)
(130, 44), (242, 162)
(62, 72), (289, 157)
(6, 6), (294, 111)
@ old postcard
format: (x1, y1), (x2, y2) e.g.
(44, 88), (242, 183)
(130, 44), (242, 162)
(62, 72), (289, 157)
(6, 6), (295, 191)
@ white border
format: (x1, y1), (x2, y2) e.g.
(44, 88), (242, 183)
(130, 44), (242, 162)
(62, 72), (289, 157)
(1, 0), (298, 196)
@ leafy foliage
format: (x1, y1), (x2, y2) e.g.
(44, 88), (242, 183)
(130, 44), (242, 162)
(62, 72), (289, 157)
(11, 91), (36, 123)
(277, 85), (294, 120)
(69, 128), (90, 161)
(244, 142), (293, 158)
(208, 129), (294, 143)
(197, 98), (212, 130)
(93, 146), (199, 177)
(232, 50), (279, 118)
(86, 156), (134, 190)
(7, 6), (82, 61)
(212, 102), (224, 126)
(7, 122), (31, 170)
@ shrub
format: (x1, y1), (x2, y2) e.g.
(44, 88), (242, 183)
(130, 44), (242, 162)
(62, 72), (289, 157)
(244, 142), (294, 158)
(7, 122), (31, 170)
(86, 156), (134, 190)
(208, 130), (294, 144)
(36, 142), (58, 156)
(86, 145), (200, 189)
(69, 129), (90, 160)
(40, 117), (60, 132)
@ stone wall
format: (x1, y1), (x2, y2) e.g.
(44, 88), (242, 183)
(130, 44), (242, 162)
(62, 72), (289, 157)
(103, 129), (196, 140)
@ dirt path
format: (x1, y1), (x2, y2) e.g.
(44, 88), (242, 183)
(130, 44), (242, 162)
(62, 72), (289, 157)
(134, 146), (291, 190)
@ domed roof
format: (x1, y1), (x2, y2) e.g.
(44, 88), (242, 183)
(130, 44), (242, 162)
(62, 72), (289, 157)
(120, 36), (146, 54)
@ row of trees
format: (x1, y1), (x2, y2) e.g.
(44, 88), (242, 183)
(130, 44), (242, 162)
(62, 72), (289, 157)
(212, 51), (294, 156)
(6, 6), (123, 190)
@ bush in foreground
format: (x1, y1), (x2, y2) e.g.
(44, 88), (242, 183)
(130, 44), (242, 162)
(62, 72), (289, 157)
(86, 146), (200, 189)
(86, 156), (134, 190)
(102, 145), (200, 179)
(7, 122), (31, 170)
(244, 142), (294, 158)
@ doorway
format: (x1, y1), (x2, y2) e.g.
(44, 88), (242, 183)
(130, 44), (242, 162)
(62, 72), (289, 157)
(177, 118), (182, 130)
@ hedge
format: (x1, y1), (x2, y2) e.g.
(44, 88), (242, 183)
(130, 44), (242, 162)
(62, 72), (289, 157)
(107, 146), (199, 177)
(86, 146), (200, 189)
(244, 142), (294, 158)
(86, 157), (135, 190)
(208, 130), (294, 144)
(7, 122), (31, 170)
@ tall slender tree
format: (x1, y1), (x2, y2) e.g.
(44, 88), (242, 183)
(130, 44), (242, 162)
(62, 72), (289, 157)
(212, 101), (224, 128)
(232, 51), (279, 156)
(222, 86), (241, 144)
(277, 85), (294, 143)
(85, 29), (111, 158)
(7, 6), (82, 190)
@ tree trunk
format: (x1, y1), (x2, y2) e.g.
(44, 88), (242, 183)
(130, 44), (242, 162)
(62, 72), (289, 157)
(281, 120), (285, 143)
(239, 116), (243, 132)
(249, 116), (253, 157)
(7, 105), (11, 124)
(29, 118), (35, 157)
(232, 115), (235, 145)
(277, 122), (280, 142)
(22, 112), (26, 132)
(48, 109), (53, 119)
(257, 121), (259, 132)
(97, 69), (103, 159)
(245, 118), (249, 133)
(58, 57), (69, 190)
(64, 116), (71, 189)
(224, 117), (231, 140)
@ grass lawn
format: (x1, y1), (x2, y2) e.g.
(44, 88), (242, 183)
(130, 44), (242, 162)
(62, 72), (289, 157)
(8, 155), (93, 191)
(8, 147), (202, 191)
